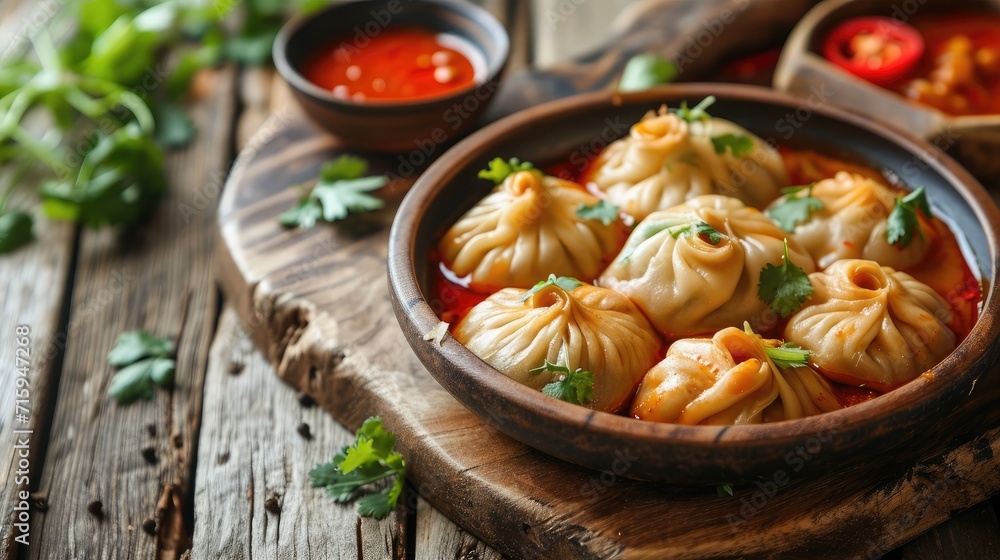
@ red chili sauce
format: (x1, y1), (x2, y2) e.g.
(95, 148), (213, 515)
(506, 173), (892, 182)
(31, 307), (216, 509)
(430, 150), (983, 411)
(301, 27), (482, 103)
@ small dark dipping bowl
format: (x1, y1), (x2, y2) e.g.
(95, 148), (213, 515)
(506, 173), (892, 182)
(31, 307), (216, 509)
(388, 84), (1000, 484)
(274, 0), (509, 153)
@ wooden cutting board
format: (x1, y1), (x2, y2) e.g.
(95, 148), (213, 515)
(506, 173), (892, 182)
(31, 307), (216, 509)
(214, 1), (1000, 557)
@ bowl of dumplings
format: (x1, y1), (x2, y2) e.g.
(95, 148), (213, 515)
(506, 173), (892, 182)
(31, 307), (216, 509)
(387, 83), (1000, 484)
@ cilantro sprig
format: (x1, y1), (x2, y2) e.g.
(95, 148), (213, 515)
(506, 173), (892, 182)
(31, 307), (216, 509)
(529, 360), (595, 406)
(477, 157), (536, 184)
(618, 218), (724, 261)
(757, 239), (814, 318)
(279, 155), (387, 228)
(618, 54), (678, 92)
(710, 133), (754, 157)
(742, 322), (811, 369)
(671, 96), (716, 122)
(107, 331), (176, 405)
(310, 417), (406, 520)
(766, 185), (825, 232)
(520, 274), (583, 302)
(664, 220), (723, 243)
(886, 186), (933, 248)
(576, 200), (620, 225)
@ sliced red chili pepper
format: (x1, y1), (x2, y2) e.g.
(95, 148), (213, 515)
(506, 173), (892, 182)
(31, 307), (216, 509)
(823, 16), (925, 85)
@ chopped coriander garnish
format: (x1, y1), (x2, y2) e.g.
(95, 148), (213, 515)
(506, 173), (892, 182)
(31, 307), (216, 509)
(529, 360), (595, 406)
(757, 239), (813, 318)
(671, 96), (716, 122)
(710, 133), (754, 157)
(886, 186), (933, 248)
(309, 417), (406, 520)
(576, 200), (620, 225)
(619, 218), (723, 261)
(477, 157), (536, 184)
(742, 322), (811, 369)
(107, 331), (176, 405)
(716, 484), (734, 497)
(693, 221), (723, 244)
(766, 184), (824, 232)
(618, 53), (678, 92)
(279, 155), (386, 228)
(520, 274), (583, 302)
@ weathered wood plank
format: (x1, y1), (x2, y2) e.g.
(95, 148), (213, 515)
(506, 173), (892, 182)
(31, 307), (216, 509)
(26, 66), (235, 559)
(191, 308), (407, 559)
(900, 500), (1000, 560)
(415, 497), (502, 560)
(529, 0), (641, 66)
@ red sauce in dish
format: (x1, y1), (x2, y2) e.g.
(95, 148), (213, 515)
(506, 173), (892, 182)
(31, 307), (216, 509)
(301, 27), (481, 103)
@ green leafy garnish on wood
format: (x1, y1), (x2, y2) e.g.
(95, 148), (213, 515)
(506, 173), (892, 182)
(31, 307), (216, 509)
(576, 200), (620, 225)
(710, 133), (754, 157)
(520, 274), (583, 302)
(671, 96), (716, 122)
(107, 331), (176, 405)
(716, 484), (734, 497)
(0, 211), (34, 254)
(886, 186), (933, 249)
(309, 417), (406, 519)
(529, 360), (595, 406)
(477, 157), (536, 184)
(279, 155), (387, 228)
(618, 54), (678, 93)
(757, 239), (814, 318)
(766, 185), (824, 233)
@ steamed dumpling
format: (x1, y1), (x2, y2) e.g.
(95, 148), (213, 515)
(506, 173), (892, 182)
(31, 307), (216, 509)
(784, 259), (956, 389)
(768, 172), (931, 270)
(599, 195), (815, 337)
(631, 327), (842, 425)
(439, 171), (622, 291)
(453, 280), (661, 413)
(587, 105), (787, 221)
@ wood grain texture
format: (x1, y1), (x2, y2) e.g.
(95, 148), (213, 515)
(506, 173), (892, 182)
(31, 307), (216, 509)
(25, 66), (234, 559)
(901, 501), (1000, 560)
(415, 497), (502, 560)
(215, 110), (1000, 559)
(191, 308), (407, 559)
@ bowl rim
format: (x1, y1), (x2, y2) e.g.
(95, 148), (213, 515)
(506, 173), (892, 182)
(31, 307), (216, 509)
(388, 82), (1000, 449)
(272, 0), (510, 111)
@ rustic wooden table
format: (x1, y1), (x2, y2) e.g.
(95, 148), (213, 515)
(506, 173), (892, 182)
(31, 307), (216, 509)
(2, 0), (1000, 558)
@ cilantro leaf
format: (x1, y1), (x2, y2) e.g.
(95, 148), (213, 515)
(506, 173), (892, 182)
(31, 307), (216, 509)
(278, 197), (323, 229)
(108, 330), (175, 367)
(520, 274), (583, 302)
(671, 96), (716, 122)
(477, 157), (536, 184)
(693, 221), (723, 244)
(886, 186), (932, 248)
(529, 360), (595, 406)
(107, 330), (176, 404)
(310, 417), (406, 519)
(280, 156), (386, 229)
(576, 200), (619, 225)
(618, 53), (678, 92)
(154, 102), (197, 149)
(757, 239), (814, 318)
(766, 185), (824, 232)
(0, 210), (34, 254)
(765, 342), (811, 369)
(716, 484), (734, 497)
(321, 155), (369, 182)
(710, 133), (753, 157)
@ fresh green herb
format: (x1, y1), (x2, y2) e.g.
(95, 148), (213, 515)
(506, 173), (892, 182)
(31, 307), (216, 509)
(671, 96), (716, 122)
(766, 185), (824, 232)
(477, 157), (536, 184)
(677, 153), (701, 168)
(529, 360), (595, 406)
(618, 218), (723, 261)
(0, 210), (34, 254)
(520, 274), (583, 302)
(716, 484), (734, 497)
(617, 54), (678, 93)
(757, 239), (814, 318)
(886, 186), (933, 248)
(693, 221), (723, 244)
(309, 417), (406, 519)
(107, 330), (176, 405)
(279, 155), (387, 228)
(710, 133), (754, 157)
(576, 200), (620, 225)
(742, 322), (811, 369)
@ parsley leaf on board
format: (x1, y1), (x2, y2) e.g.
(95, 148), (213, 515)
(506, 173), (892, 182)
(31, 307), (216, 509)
(0, 210), (34, 254)
(886, 186), (933, 248)
(108, 330), (175, 367)
(520, 274), (583, 302)
(618, 54), (678, 93)
(576, 200), (620, 225)
(671, 96), (716, 122)
(528, 360), (595, 406)
(757, 239), (814, 318)
(279, 155), (387, 229)
(309, 417), (406, 520)
(107, 330), (176, 405)
(477, 157), (536, 184)
(766, 185), (825, 232)
(710, 133), (754, 157)
(716, 484), (734, 497)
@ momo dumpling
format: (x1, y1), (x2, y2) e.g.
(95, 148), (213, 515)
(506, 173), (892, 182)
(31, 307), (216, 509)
(630, 327), (842, 425)
(587, 104), (787, 221)
(599, 195), (815, 337)
(438, 171), (622, 291)
(767, 172), (931, 270)
(784, 260), (956, 389)
(453, 278), (661, 413)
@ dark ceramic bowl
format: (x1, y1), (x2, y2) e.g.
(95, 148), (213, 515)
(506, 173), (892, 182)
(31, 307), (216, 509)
(387, 84), (1000, 484)
(273, 0), (509, 153)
